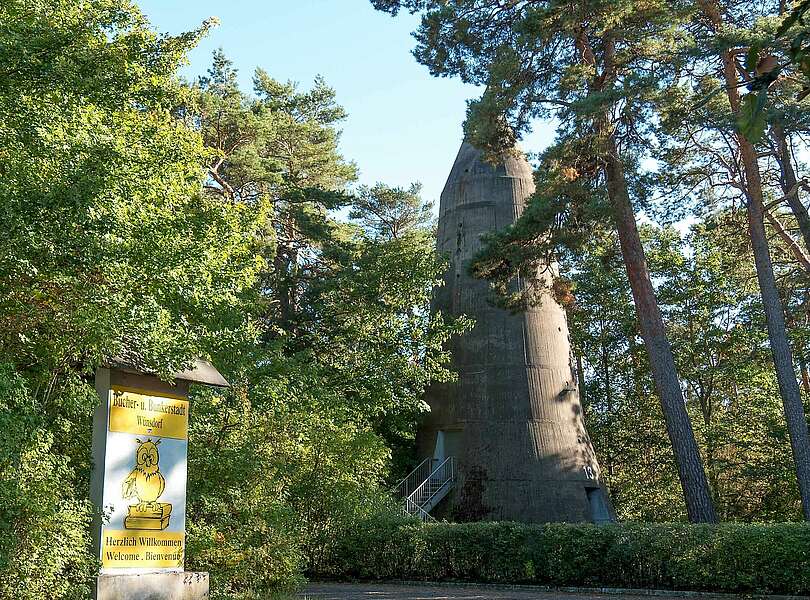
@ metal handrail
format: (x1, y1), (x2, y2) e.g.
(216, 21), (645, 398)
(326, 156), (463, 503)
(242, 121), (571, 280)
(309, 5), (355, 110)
(393, 457), (436, 499)
(404, 496), (436, 522)
(406, 456), (455, 514)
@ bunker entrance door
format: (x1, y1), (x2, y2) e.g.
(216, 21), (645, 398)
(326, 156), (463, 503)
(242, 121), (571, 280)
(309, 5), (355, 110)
(433, 430), (461, 463)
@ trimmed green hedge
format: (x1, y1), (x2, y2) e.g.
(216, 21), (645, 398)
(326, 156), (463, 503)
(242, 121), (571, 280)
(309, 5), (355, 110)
(315, 517), (810, 595)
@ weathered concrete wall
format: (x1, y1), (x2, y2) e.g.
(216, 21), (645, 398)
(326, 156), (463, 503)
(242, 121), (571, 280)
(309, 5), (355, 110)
(419, 141), (611, 523)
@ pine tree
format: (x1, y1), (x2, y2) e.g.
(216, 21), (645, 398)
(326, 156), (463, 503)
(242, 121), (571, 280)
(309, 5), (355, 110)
(373, 0), (718, 522)
(678, 0), (810, 519)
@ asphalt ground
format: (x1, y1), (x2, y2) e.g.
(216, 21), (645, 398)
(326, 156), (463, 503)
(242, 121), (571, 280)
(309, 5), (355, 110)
(298, 583), (730, 600)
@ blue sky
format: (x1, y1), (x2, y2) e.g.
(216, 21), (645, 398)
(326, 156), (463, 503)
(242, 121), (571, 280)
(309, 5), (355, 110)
(137, 0), (556, 206)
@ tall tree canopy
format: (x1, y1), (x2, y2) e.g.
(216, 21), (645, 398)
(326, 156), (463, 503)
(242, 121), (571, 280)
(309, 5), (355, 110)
(571, 222), (803, 521)
(372, 0), (719, 522)
(173, 51), (470, 594)
(0, 2), (261, 598)
(5, 1), (810, 597)
(0, 5), (468, 597)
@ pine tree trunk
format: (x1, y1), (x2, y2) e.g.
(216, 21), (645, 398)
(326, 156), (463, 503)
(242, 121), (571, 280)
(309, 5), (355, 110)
(604, 138), (718, 523)
(701, 0), (810, 519)
(571, 19), (715, 521)
(763, 209), (810, 272)
(770, 122), (810, 254)
(741, 136), (810, 519)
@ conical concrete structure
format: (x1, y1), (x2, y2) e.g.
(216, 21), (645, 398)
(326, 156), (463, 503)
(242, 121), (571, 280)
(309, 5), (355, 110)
(418, 140), (612, 523)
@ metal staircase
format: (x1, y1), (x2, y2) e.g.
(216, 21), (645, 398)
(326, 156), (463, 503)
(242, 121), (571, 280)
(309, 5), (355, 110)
(394, 456), (456, 521)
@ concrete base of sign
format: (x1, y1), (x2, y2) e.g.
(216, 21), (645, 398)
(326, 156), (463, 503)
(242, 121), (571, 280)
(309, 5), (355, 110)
(96, 572), (209, 600)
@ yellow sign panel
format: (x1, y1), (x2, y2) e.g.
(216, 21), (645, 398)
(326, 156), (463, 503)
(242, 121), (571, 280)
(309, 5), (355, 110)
(101, 529), (184, 569)
(109, 387), (188, 440)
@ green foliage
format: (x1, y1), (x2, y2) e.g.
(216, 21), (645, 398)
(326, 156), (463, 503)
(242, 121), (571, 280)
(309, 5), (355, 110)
(182, 220), (468, 597)
(780, 0), (810, 100)
(1, 1), (456, 594)
(0, 367), (96, 600)
(376, 0), (810, 525)
(185, 377), (393, 595)
(564, 227), (686, 520)
(351, 183), (434, 240)
(177, 50), (470, 598)
(0, 0), (258, 379)
(568, 221), (802, 522)
(471, 137), (613, 311)
(12, 0), (810, 597)
(735, 0), (810, 141)
(373, 0), (687, 158)
(321, 518), (810, 594)
(0, 1), (469, 590)
(0, 3), (263, 598)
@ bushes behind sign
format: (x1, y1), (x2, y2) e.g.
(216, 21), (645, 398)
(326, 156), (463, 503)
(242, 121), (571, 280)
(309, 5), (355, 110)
(317, 516), (810, 595)
(0, 368), (96, 600)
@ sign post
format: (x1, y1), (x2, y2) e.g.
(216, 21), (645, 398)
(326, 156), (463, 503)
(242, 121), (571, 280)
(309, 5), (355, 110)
(91, 359), (228, 600)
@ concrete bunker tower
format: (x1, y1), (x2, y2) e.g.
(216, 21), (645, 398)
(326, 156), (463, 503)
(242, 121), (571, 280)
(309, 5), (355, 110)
(417, 140), (611, 523)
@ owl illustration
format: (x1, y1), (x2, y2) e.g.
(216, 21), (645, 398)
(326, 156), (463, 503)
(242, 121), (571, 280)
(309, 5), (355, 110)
(122, 438), (166, 511)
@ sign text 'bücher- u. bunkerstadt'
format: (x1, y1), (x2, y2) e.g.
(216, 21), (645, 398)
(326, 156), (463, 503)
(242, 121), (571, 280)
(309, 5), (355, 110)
(101, 387), (189, 572)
